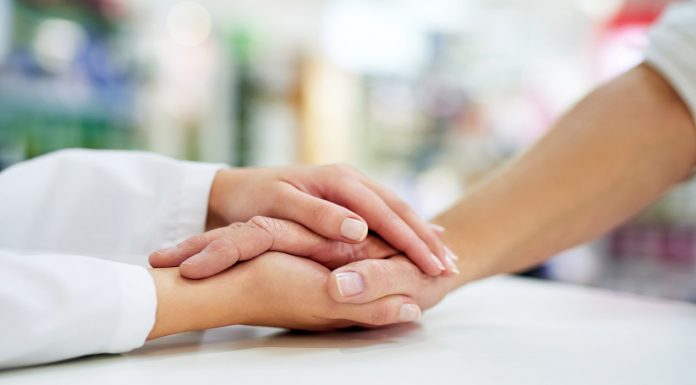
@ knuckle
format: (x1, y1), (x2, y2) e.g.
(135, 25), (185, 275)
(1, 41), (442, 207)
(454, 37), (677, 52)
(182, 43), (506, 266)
(180, 234), (207, 249)
(249, 216), (284, 247)
(312, 202), (335, 229)
(250, 215), (276, 232)
(207, 238), (234, 252)
(250, 216), (288, 237)
(328, 163), (358, 177)
(206, 238), (243, 263)
(225, 222), (246, 231)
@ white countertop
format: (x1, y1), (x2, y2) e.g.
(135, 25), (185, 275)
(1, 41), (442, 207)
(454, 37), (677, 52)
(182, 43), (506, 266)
(2, 276), (695, 385)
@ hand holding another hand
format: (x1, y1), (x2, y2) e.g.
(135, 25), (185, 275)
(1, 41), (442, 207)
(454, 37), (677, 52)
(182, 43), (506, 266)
(148, 252), (424, 339)
(147, 164), (461, 337)
(149, 216), (400, 278)
(203, 165), (450, 275)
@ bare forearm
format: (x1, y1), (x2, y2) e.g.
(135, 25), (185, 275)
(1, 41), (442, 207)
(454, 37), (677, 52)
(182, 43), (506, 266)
(147, 268), (246, 340)
(436, 64), (696, 285)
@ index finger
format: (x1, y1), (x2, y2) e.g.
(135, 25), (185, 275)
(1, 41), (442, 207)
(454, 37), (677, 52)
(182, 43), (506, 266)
(323, 181), (446, 276)
(360, 177), (448, 262)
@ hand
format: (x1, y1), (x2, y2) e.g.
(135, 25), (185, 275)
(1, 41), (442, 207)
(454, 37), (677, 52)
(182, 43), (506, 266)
(149, 216), (399, 279)
(325, 255), (464, 312)
(148, 252), (423, 339)
(204, 165), (449, 276)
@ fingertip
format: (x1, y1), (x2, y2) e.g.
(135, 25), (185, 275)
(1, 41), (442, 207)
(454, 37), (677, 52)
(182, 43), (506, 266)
(368, 296), (420, 326)
(340, 217), (368, 242)
(445, 246), (459, 261)
(148, 247), (176, 267)
(428, 253), (446, 275)
(326, 270), (361, 303)
(398, 303), (422, 323)
(429, 223), (446, 237)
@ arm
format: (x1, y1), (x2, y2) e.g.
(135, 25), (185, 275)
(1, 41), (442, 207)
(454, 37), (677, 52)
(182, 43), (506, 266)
(325, 3), (696, 312)
(148, 252), (421, 340)
(0, 149), (449, 274)
(325, 64), (696, 309)
(0, 149), (222, 260)
(0, 250), (419, 369)
(157, 164), (456, 276)
(436, 63), (696, 285)
(436, 3), (696, 283)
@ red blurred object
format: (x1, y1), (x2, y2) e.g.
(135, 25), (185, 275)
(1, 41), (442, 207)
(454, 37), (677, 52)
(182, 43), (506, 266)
(591, 1), (668, 82)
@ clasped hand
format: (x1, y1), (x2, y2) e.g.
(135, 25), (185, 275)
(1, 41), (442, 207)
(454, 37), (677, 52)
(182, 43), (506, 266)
(148, 165), (461, 335)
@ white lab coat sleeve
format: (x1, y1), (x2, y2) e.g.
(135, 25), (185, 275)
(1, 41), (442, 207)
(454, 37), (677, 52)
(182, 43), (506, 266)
(0, 149), (225, 261)
(0, 249), (156, 369)
(645, 1), (696, 122)
(0, 149), (226, 369)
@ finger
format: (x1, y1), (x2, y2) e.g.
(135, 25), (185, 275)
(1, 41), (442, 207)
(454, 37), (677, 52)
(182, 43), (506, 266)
(148, 227), (228, 268)
(429, 223), (445, 237)
(323, 182), (446, 276)
(360, 177), (449, 269)
(326, 257), (432, 304)
(309, 235), (399, 270)
(335, 295), (421, 327)
(248, 216), (397, 268)
(275, 186), (370, 243)
(180, 218), (306, 279)
(180, 217), (397, 279)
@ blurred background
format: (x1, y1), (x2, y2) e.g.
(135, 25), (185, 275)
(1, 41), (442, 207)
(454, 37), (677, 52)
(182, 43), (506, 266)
(1, 0), (694, 301)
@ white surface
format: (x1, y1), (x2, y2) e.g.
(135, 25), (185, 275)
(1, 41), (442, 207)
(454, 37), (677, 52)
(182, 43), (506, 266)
(2, 276), (695, 385)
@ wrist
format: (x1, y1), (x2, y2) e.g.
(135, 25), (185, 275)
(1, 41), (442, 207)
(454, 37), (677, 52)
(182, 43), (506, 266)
(147, 267), (247, 340)
(433, 204), (512, 288)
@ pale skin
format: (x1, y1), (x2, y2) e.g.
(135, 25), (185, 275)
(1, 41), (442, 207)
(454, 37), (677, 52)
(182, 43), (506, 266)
(329, 62), (696, 309)
(147, 252), (423, 339)
(201, 165), (451, 275)
(146, 63), (696, 338)
(146, 164), (456, 338)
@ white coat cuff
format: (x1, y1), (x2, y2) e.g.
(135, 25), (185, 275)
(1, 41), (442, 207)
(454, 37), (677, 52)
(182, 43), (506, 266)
(106, 264), (157, 353)
(166, 161), (226, 245)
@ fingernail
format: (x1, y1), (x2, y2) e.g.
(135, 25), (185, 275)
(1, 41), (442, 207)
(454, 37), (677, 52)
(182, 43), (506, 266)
(341, 218), (368, 241)
(445, 254), (460, 275)
(335, 271), (365, 297)
(445, 246), (459, 261)
(399, 304), (422, 322)
(430, 253), (445, 271)
(154, 246), (176, 255)
(430, 224), (446, 235)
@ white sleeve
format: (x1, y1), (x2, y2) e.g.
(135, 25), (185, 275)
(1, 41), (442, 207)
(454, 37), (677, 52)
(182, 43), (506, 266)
(0, 249), (156, 369)
(0, 149), (225, 263)
(645, 1), (696, 122)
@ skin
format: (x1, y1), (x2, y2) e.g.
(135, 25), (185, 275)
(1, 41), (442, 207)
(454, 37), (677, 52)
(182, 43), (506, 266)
(169, 164), (449, 276)
(149, 216), (458, 278)
(147, 252), (421, 339)
(147, 63), (696, 337)
(329, 63), (696, 310)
